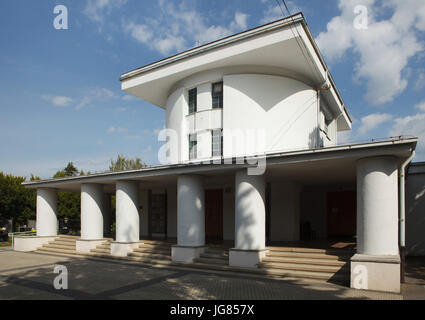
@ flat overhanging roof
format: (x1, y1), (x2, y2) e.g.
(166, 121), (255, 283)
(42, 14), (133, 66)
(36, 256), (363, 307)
(23, 138), (418, 192)
(120, 13), (352, 131)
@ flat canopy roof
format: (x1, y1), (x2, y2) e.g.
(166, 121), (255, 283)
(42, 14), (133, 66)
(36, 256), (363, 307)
(23, 138), (418, 192)
(120, 13), (352, 131)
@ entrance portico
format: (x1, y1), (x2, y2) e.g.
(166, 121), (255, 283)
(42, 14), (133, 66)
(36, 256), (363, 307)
(19, 138), (417, 293)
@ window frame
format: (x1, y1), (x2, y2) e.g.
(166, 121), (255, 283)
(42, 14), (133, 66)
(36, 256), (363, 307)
(188, 87), (197, 115)
(211, 82), (223, 109)
(211, 129), (223, 157)
(189, 133), (197, 160)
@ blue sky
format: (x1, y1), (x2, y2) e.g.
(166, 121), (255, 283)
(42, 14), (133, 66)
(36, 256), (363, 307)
(0, 0), (424, 179)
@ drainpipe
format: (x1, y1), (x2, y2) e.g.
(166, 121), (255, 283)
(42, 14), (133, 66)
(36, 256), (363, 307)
(399, 149), (415, 283)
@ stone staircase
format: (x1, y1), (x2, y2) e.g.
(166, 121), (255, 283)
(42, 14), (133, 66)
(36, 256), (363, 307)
(126, 240), (173, 264)
(89, 239), (112, 257)
(194, 246), (229, 266)
(37, 235), (78, 255)
(257, 246), (353, 284)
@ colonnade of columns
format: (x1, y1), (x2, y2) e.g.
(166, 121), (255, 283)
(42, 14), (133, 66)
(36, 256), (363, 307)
(32, 156), (403, 286)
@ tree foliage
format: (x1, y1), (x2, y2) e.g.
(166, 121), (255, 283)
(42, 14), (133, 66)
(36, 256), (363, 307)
(109, 155), (147, 172)
(0, 172), (36, 228)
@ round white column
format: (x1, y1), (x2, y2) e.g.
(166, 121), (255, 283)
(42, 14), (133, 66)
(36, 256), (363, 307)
(177, 175), (205, 246)
(116, 181), (139, 243)
(81, 184), (105, 240)
(36, 188), (58, 237)
(357, 156), (399, 256)
(234, 169), (266, 250)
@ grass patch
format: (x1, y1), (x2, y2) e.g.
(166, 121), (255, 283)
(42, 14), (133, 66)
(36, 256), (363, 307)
(0, 239), (12, 247)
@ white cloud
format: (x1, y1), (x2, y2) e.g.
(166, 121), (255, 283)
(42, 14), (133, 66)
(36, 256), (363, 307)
(84, 0), (128, 23)
(390, 112), (425, 159)
(123, 2), (250, 56)
(414, 100), (425, 111)
(260, 0), (302, 24)
(358, 113), (393, 135)
(414, 69), (425, 90)
(316, 0), (425, 105)
(108, 126), (128, 133)
(75, 87), (118, 111)
(42, 95), (73, 107)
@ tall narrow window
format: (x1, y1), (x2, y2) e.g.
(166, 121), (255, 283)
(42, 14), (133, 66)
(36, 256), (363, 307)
(212, 129), (223, 157)
(212, 82), (223, 109)
(188, 88), (197, 114)
(189, 134), (197, 160)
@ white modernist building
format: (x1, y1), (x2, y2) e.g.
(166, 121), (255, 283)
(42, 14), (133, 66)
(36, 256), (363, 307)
(18, 14), (419, 294)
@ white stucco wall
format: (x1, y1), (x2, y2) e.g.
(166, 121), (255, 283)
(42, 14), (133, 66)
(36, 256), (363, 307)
(300, 189), (327, 239)
(116, 181), (139, 243)
(234, 170), (266, 250)
(223, 74), (318, 157)
(36, 188), (58, 237)
(177, 175), (205, 246)
(164, 70), (332, 164)
(81, 184), (105, 240)
(406, 168), (425, 256)
(270, 182), (301, 241)
(357, 156), (399, 256)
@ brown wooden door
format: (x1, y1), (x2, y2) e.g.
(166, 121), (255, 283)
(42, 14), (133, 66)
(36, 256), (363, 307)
(149, 193), (167, 236)
(205, 189), (223, 239)
(327, 191), (356, 237)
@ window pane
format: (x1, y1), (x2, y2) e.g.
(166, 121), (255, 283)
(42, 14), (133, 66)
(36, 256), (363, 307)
(212, 82), (223, 109)
(189, 88), (197, 114)
(212, 130), (222, 157)
(189, 134), (197, 160)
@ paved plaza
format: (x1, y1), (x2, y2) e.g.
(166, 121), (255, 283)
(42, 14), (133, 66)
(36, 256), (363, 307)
(0, 247), (423, 300)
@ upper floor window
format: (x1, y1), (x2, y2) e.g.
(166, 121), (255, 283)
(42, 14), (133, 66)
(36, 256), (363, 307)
(188, 88), (197, 114)
(212, 82), (223, 109)
(189, 133), (197, 160)
(212, 129), (223, 157)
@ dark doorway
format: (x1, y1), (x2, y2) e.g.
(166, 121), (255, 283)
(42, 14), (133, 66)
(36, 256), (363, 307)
(205, 189), (223, 240)
(149, 192), (167, 237)
(327, 191), (356, 237)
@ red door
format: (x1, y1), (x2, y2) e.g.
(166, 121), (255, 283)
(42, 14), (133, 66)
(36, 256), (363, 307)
(327, 191), (356, 237)
(205, 189), (223, 239)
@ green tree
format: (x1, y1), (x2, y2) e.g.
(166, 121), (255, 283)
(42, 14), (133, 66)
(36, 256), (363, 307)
(64, 162), (78, 177)
(0, 172), (36, 231)
(109, 155), (147, 172)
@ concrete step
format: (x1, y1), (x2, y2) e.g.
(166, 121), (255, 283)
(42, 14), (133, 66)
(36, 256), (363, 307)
(268, 246), (353, 256)
(56, 237), (78, 243)
(200, 252), (229, 259)
(52, 239), (77, 245)
(259, 261), (348, 273)
(195, 257), (228, 266)
(37, 247), (77, 255)
(266, 251), (350, 261)
(139, 243), (172, 250)
(262, 256), (348, 267)
(255, 266), (348, 282)
(91, 248), (110, 254)
(128, 252), (171, 260)
(134, 247), (171, 255)
(44, 243), (76, 250)
(124, 256), (174, 265)
(142, 240), (175, 245)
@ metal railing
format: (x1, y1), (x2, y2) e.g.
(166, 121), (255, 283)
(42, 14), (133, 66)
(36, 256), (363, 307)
(8, 231), (36, 249)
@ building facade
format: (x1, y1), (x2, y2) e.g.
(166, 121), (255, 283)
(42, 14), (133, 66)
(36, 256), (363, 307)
(16, 14), (419, 294)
